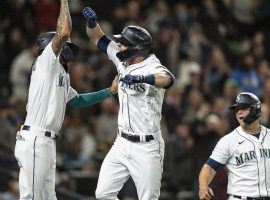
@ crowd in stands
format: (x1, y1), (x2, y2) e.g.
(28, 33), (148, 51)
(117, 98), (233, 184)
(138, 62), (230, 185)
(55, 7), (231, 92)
(1, 0), (270, 199)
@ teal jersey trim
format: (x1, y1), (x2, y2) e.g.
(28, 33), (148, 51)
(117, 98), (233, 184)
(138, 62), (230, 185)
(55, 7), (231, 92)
(68, 88), (112, 109)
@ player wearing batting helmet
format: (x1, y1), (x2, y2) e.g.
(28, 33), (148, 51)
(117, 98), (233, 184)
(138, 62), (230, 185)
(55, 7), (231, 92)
(82, 6), (175, 200)
(199, 92), (270, 200)
(14, 1), (118, 199)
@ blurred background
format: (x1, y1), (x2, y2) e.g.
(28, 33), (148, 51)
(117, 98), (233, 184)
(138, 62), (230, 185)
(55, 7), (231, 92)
(0, 0), (270, 199)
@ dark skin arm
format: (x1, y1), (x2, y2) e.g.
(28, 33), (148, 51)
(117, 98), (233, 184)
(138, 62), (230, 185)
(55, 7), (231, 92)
(52, 0), (71, 56)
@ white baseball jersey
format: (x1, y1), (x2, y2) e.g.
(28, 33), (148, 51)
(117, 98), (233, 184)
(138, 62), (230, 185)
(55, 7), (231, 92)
(24, 41), (77, 133)
(107, 41), (172, 136)
(210, 125), (270, 197)
(15, 41), (77, 200)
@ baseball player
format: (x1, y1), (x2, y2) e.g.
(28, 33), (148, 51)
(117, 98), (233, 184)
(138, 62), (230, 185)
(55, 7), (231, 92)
(14, 1), (118, 199)
(199, 92), (270, 200)
(82, 6), (175, 200)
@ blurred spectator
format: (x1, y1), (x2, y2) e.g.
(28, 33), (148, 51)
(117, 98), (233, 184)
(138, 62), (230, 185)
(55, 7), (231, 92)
(33, 0), (58, 32)
(251, 31), (265, 63)
(2, 177), (19, 200)
(176, 58), (201, 90)
(96, 98), (118, 151)
(9, 40), (37, 102)
(192, 117), (219, 178)
(146, 0), (169, 34)
(154, 19), (180, 69)
(256, 59), (270, 80)
(198, 0), (221, 43)
(165, 121), (194, 196)
(204, 46), (230, 96)
(260, 103), (270, 127)
(162, 87), (183, 133)
(3, 27), (25, 96)
(0, 101), (17, 155)
(230, 0), (258, 36)
(183, 89), (204, 122)
(60, 132), (89, 171)
(229, 53), (263, 95)
(81, 119), (98, 159)
(223, 78), (239, 107)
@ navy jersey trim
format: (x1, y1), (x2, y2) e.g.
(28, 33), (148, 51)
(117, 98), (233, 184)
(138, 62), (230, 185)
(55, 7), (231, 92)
(206, 158), (223, 171)
(129, 64), (148, 73)
(97, 35), (111, 54)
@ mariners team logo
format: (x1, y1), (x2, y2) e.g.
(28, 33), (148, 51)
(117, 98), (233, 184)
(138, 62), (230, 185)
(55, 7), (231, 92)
(236, 95), (240, 103)
(57, 74), (64, 87)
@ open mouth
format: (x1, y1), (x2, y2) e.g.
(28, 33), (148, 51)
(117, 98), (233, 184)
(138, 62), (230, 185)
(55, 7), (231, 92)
(238, 116), (244, 120)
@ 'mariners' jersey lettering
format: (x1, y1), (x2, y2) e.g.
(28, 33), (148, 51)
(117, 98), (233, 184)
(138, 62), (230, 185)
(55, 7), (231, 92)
(235, 151), (257, 165)
(120, 82), (146, 93)
(235, 149), (270, 166)
(259, 148), (270, 158)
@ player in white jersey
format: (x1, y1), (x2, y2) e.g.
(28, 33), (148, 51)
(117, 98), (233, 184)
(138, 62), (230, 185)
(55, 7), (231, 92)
(199, 92), (270, 200)
(14, 1), (118, 200)
(82, 6), (175, 200)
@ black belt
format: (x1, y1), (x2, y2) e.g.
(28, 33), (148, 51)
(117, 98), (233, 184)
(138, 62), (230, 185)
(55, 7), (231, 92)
(120, 131), (154, 142)
(22, 125), (59, 140)
(233, 195), (270, 200)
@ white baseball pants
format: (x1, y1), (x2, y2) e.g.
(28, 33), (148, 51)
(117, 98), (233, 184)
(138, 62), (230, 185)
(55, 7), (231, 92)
(95, 135), (164, 200)
(14, 129), (57, 200)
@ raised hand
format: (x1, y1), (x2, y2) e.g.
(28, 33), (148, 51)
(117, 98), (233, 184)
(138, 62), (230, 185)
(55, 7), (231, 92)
(82, 7), (97, 28)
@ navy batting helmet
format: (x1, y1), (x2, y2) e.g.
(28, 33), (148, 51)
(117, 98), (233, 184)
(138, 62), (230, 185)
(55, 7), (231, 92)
(37, 31), (79, 62)
(229, 92), (261, 124)
(113, 25), (152, 62)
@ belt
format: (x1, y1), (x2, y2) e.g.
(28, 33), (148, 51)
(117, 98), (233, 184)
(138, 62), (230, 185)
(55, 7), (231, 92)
(120, 131), (154, 142)
(233, 195), (270, 200)
(22, 125), (59, 140)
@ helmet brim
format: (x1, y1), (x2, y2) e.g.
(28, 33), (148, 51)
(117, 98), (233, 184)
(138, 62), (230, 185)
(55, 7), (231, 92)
(229, 103), (251, 110)
(229, 104), (238, 110)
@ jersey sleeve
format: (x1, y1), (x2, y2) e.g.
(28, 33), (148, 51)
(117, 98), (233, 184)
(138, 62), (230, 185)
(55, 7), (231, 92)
(35, 41), (60, 74)
(67, 86), (78, 102)
(107, 41), (122, 72)
(209, 136), (230, 164)
(153, 65), (175, 89)
(154, 65), (174, 78)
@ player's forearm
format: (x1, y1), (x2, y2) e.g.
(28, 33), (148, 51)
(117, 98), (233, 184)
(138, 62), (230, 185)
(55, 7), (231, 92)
(86, 23), (105, 45)
(57, 0), (71, 37)
(199, 164), (216, 188)
(53, 0), (71, 55)
(68, 88), (112, 109)
(154, 74), (174, 88)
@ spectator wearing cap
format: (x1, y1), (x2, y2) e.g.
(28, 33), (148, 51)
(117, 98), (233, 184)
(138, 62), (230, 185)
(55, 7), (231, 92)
(229, 53), (263, 95)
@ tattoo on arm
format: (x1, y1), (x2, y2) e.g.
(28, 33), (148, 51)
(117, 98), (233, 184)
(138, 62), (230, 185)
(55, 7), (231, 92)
(52, 0), (71, 56)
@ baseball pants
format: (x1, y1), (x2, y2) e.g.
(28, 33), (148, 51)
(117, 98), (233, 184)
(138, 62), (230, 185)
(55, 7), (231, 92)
(95, 135), (164, 200)
(14, 129), (57, 200)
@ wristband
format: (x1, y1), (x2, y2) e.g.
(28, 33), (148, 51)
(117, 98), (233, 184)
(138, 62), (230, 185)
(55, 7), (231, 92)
(143, 74), (155, 85)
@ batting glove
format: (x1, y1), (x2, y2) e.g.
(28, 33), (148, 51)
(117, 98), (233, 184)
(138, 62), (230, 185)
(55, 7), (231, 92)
(120, 75), (144, 85)
(82, 7), (97, 28)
